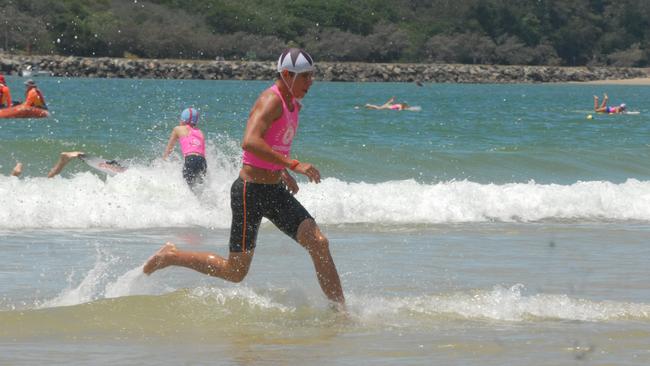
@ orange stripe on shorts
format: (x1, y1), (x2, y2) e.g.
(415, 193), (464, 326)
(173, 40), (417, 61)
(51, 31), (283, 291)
(242, 180), (247, 252)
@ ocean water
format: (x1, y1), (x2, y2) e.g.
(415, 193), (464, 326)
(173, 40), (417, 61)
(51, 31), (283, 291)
(1, 76), (650, 365)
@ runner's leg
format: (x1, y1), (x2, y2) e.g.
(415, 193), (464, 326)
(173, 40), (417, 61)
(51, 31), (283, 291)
(143, 242), (254, 282)
(296, 219), (345, 306)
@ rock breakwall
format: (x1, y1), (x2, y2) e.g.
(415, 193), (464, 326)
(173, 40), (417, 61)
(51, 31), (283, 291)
(1, 54), (648, 83)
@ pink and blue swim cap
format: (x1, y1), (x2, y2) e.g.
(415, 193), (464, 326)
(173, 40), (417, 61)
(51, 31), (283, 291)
(181, 107), (199, 125)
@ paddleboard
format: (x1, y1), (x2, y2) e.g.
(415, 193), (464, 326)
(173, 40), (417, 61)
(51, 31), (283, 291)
(354, 105), (422, 111)
(586, 111), (640, 119)
(79, 155), (127, 176)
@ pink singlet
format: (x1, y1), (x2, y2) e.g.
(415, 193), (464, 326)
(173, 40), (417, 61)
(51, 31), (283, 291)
(242, 84), (299, 171)
(179, 126), (206, 157)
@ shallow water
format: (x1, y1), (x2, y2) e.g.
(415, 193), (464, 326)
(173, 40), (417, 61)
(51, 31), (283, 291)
(1, 225), (649, 365)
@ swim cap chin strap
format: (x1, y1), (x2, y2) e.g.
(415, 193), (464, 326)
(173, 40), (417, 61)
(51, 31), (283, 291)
(280, 71), (302, 106)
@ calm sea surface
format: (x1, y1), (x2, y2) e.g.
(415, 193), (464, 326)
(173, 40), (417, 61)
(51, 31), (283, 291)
(1, 76), (650, 365)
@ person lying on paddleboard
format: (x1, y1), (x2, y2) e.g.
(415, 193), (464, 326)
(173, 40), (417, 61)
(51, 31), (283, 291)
(8, 152), (126, 178)
(8, 152), (83, 178)
(365, 96), (410, 111)
(51, 151), (127, 177)
(163, 107), (207, 191)
(594, 93), (626, 114)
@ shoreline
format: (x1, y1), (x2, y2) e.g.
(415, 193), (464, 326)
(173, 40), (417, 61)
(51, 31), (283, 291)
(576, 77), (650, 85)
(1, 53), (649, 83)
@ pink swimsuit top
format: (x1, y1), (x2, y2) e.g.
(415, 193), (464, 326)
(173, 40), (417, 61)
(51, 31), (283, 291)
(179, 126), (205, 157)
(242, 84), (299, 171)
(390, 104), (402, 110)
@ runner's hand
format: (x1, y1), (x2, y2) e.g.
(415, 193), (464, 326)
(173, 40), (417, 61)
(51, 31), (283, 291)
(281, 170), (299, 194)
(294, 162), (321, 183)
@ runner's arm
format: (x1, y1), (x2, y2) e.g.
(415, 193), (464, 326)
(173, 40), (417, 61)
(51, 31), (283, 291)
(163, 128), (179, 160)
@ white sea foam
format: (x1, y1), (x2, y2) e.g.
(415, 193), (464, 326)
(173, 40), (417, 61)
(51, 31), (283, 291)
(0, 144), (238, 230)
(3, 145), (650, 229)
(306, 177), (650, 224)
(350, 284), (650, 324)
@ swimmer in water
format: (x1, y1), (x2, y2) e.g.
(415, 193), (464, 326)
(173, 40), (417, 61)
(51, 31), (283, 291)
(7, 151), (83, 178)
(163, 107), (207, 190)
(364, 96), (409, 111)
(594, 93), (626, 114)
(7, 151), (124, 178)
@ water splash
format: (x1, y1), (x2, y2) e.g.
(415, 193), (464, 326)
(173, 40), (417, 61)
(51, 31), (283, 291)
(3, 140), (650, 229)
(350, 284), (650, 325)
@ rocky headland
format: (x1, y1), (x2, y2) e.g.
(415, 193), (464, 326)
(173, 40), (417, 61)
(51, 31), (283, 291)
(1, 54), (648, 83)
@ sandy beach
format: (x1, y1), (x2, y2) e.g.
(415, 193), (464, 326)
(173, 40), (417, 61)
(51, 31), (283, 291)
(582, 76), (650, 85)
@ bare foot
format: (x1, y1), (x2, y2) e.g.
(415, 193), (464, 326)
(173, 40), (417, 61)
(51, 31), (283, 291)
(143, 242), (177, 275)
(11, 162), (22, 177)
(329, 301), (348, 314)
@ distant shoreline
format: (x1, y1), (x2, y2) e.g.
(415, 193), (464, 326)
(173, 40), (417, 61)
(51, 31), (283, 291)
(576, 77), (650, 85)
(1, 54), (649, 83)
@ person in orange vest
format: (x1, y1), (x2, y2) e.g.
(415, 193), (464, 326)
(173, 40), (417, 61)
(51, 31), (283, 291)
(23, 79), (48, 109)
(0, 74), (12, 109)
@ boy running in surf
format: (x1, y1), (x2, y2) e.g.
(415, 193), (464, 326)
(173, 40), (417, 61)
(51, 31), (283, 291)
(143, 49), (346, 310)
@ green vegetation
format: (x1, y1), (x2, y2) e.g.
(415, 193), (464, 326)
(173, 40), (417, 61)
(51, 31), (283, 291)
(1, 0), (649, 66)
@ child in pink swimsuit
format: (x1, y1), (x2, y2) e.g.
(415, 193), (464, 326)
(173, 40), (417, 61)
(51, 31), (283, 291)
(163, 107), (207, 189)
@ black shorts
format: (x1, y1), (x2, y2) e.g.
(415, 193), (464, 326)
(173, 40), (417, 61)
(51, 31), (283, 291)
(229, 177), (313, 252)
(183, 155), (207, 187)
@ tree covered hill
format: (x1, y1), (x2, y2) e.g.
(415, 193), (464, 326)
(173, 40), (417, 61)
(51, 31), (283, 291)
(2, 0), (649, 67)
